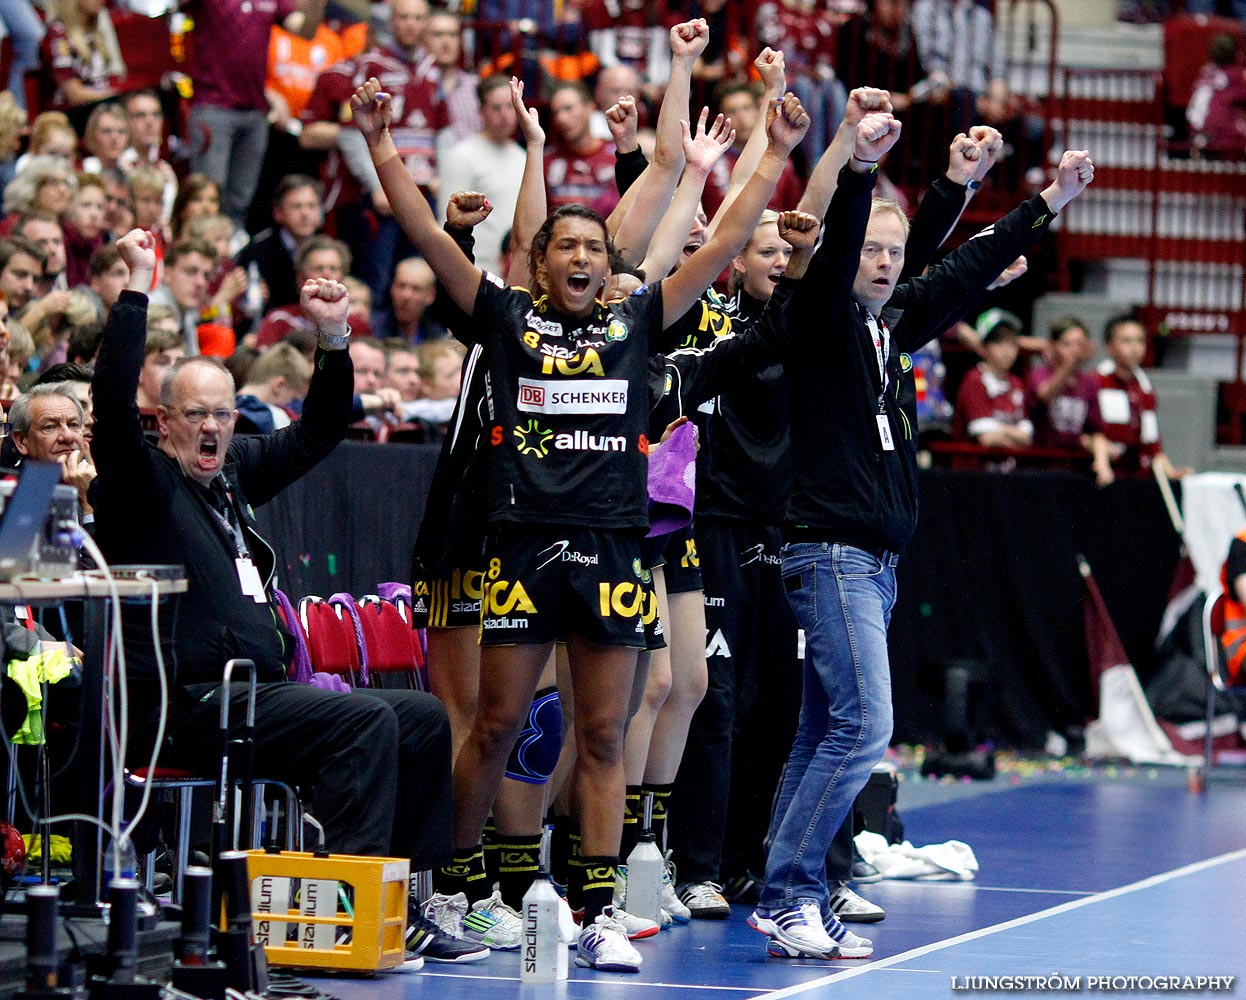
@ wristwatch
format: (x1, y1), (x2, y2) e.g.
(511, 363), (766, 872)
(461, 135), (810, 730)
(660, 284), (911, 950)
(318, 325), (351, 350)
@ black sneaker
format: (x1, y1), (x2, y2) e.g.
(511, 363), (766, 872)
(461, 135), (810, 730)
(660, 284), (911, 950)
(721, 873), (762, 905)
(406, 910), (490, 963)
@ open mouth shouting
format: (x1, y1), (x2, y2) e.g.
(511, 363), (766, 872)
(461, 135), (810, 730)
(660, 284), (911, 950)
(568, 272), (593, 296)
(197, 435), (221, 472)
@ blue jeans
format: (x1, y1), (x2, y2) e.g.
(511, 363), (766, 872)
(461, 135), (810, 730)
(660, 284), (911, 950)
(0, 0), (44, 109)
(758, 542), (897, 910)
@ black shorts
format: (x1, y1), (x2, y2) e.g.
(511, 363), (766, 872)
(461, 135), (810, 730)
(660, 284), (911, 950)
(662, 526), (703, 595)
(479, 525), (652, 648)
(411, 533), (488, 630)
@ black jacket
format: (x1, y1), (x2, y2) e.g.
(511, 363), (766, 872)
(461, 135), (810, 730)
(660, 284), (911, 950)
(782, 167), (1057, 554)
(92, 291), (352, 699)
(236, 228), (298, 311)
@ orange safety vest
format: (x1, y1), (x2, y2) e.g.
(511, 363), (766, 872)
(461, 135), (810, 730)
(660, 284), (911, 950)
(1221, 529), (1246, 685)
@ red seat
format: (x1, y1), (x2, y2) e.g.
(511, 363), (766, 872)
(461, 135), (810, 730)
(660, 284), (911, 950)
(299, 597), (361, 680)
(357, 597), (426, 690)
(1164, 14), (1246, 110)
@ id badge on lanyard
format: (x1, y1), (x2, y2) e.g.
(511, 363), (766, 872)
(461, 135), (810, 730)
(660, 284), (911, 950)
(870, 314), (895, 451)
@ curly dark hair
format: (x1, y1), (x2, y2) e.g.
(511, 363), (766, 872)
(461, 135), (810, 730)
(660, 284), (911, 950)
(528, 205), (612, 300)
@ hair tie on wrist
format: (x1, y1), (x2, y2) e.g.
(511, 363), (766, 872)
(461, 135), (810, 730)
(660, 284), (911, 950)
(852, 154), (878, 164)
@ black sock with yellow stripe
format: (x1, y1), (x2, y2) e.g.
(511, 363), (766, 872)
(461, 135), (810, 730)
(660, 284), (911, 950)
(565, 826), (585, 911)
(482, 817), (499, 888)
(620, 785), (642, 859)
(436, 844), (487, 901)
(577, 856), (619, 925)
(642, 782), (674, 852)
(496, 835), (542, 910)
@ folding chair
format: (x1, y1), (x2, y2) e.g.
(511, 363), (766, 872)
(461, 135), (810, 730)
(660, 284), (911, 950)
(356, 596), (427, 691)
(1200, 588), (1246, 784)
(299, 596), (363, 684)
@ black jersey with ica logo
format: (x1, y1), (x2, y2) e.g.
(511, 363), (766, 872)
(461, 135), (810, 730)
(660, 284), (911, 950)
(471, 274), (663, 530)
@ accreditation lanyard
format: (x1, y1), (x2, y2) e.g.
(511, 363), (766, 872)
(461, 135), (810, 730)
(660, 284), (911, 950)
(864, 309), (895, 451)
(207, 480), (268, 602)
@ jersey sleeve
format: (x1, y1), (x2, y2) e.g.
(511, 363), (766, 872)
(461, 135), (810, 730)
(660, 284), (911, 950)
(467, 274), (530, 347)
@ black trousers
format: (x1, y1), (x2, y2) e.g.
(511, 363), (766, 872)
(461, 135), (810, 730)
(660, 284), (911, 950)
(670, 519), (802, 884)
(159, 682), (453, 869)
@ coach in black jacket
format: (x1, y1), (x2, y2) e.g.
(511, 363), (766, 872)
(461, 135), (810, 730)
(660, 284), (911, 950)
(747, 115), (1096, 960)
(92, 229), (451, 868)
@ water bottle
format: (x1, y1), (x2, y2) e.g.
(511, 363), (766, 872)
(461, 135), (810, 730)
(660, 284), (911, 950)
(101, 835), (137, 901)
(623, 792), (663, 926)
(520, 827), (568, 983)
(243, 262), (264, 319)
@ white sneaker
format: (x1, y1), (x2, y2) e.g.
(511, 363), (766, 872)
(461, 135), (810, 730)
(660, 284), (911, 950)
(828, 882), (885, 923)
(463, 890), (523, 950)
(748, 903), (839, 959)
(605, 903), (660, 940)
(823, 918), (874, 959)
(660, 859), (691, 924)
(575, 906), (642, 972)
(422, 891), (469, 937)
(677, 880), (731, 919)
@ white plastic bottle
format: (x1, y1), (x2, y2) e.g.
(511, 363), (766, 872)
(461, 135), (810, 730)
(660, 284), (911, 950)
(623, 792), (663, 926)
(520, 828), (568, 983)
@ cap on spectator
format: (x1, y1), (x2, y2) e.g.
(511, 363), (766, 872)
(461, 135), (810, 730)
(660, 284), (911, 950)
(976, 308), (1023, 344)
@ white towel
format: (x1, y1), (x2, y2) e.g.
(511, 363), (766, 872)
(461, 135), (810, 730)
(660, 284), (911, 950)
(854, 830), (979, 881)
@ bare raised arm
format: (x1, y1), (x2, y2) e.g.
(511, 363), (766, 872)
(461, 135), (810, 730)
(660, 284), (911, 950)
(507, 77), (547, 288)
(663, 93), (810, 327)
(706, 47), (787, 238)
(641, 109), (734, 281)
(351, 77), (482, 315)
(611, 19), (709, 264)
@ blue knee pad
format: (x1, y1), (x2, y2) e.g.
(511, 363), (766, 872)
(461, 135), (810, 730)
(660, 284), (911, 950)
(504, 687), (563, 784)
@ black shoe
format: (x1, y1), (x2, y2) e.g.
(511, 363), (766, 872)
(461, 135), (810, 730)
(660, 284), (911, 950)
(720, 873), (762, 905)
(850, 849), (883, 884)
(406, 910), (491, 963)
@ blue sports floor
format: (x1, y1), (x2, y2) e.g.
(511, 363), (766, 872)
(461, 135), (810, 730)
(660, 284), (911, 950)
(302, 767), (1246, 999)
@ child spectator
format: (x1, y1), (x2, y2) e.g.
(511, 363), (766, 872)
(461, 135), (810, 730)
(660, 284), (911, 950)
(135, 318), (184, 410)
(416, 338), (466, 402)
(61, 172), (106, 288)
(1024, 316), (1103, 450)
(25, 287), (95, 373)
(1096, 315), (1192, 481)
(83, 241), (129, 319)
(1187, 32), (1246, 155)
(952, 308), (1033, 448)
(235, 341), (313, 434)
(170, 174), (222, 241)
(128, 167), (168, 244)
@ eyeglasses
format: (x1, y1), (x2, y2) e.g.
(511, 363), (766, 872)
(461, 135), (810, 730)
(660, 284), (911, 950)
(172, 406), (236, 424)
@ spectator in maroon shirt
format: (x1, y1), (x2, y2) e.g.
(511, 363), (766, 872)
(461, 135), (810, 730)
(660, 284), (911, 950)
(184, 0), (327, 226)
(702, 82), (803, 221)
(40, 0), (126, 115)
(1024, 315), (1105, 456)
(544, 82), (620, 218)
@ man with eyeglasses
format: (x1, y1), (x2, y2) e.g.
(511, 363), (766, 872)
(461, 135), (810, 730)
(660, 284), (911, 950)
(91, 230), (456, 926)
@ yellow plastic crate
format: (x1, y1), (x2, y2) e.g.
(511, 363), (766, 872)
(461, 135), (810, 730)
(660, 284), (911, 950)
(244, 850), (409, 972)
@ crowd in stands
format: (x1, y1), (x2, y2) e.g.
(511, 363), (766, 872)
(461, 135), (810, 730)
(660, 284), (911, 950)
(0, 0), (1198, 977)
(0, 0), (1184, 470)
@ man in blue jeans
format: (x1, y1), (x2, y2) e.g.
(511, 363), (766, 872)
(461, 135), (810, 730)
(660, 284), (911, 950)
(747, 108), (1095, 960)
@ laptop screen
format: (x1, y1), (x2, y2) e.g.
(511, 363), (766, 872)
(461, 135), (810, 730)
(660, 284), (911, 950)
(0, 461), (63, 573)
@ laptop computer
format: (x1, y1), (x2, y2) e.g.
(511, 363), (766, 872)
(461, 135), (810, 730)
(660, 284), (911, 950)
(0, 461), (64, 581)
